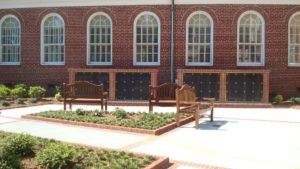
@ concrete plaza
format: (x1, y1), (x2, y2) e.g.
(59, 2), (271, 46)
(0, 105), (299, 169)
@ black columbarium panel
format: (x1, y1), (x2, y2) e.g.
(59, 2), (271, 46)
(226, 74), (263, 102)
(183, 73), (220, 100)
(75, 72), (109, 91)
(116, 73), (150, 100)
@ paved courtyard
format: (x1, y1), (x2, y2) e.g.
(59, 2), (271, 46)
(0, 105), (299, 169)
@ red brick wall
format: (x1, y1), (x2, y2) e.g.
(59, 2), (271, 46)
(0, 4), (300, 98)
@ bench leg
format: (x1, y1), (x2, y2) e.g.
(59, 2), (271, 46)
(105, 101), (107, 110)
(149, 103), (153, 112)
(64, 102), (66, 110)
(195, 112), (199, 129)
(176, 113), (180, 127)
(69, 103), (72, 110)
(210, 107), (214, 122)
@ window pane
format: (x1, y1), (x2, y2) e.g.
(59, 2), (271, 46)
(135, 13), (160, 64)
(1, 16), (20, 63)
(88, 14), (112, 64)
(187, 13), (212, 64)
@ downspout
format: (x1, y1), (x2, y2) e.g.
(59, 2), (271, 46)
(170, 0), (175, 82)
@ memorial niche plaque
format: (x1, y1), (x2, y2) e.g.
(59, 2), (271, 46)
(75, 72), (109, 91)
(227, 74), (263, 102)
(116, 73), (150, 100)
(184, 73), (220, 100)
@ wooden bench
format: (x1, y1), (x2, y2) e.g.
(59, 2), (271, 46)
(176, 84), (215, 129)
(63, 81), (108, 110)
(149, 83), (180, 112)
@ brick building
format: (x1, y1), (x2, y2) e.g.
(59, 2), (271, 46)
(0, 0), (299, 102)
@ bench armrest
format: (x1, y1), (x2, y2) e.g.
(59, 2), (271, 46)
(103, 92), (108, 99)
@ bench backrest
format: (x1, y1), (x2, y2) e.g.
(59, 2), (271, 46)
(63, 81), (105, 99)
(176, 84), (197, 106)
(150, 83), (180, 100)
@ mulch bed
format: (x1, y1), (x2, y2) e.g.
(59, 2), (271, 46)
(22, 115), (194, 135)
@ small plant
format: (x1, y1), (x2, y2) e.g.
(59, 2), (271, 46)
(14, 98), (25, 104)
(11, 84), (28, 98)
(75, 108), (89, 116)
(29, 86), (46, 99)
(36, 143), (76, 169)
(0, 85), (10, 99)
(54, 85), (62, 95)
(273, 94), (283, 103)
(113, 107), (127, 119)
(0, 100), (10, 107)
(2, 134), (35, 156)
(54, 93), (62, 101)
(290, 97), (300, 104)
(0, 159), (14, 169)
(28, 98), (38, 103)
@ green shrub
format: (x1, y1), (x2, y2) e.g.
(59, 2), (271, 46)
(54, 93), (62, 101)
(11, 84), (28, 98)
(290, 97), (300, 104)
(0, 85), (10, 99)
(2, 134), (35, 156)
(36, 143), (76, 169)
(28, 86), (46, 99)
(15, 98), (25, 104)
(0, 100), (10, 106)
(0, 153), (21, 169)
(113, 108), (127, 119)
(54, 85), (62, 95)
(28, 98), (38, 103)
(273, 94), (283, 103)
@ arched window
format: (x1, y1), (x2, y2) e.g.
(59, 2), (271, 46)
(237, 11), (265, 66)
(41, 13), (65, 65)
(134, 12), (160, 65)
(0, 15), (20, 65)
(289, 12), (300, 66)
(87, 12), (112, 65)
(186, 11), (213, 66)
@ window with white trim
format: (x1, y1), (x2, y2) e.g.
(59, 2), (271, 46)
(186, 11), (213, 66)
(41, 13), (64, 65)
(134, 12), (160, 65)
(289, 12), (300, 66)
(87, 13), (112, 65)
(237, 11), (265, 66)
(0, 15), (20, 65)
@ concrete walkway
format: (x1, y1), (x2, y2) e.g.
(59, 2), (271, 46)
(0, 105), (299, 169)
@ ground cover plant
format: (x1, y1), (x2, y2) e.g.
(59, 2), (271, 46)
(34, 108), (188, 130)
(0, 131), (156, 169)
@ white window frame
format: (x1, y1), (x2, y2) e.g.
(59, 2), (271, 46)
(237, 11), (265, 66)
(133, 11), (160, 66)
(185, 11), (214, 66)
(87, 12), (113, 66)
(41, 13), (65, 65)
(0, 15), (21, 65)
(288, 12), (300, 67)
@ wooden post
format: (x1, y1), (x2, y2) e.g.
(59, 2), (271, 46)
(219, 73), (227, 102)
(109, 72), (116, 101)
(176, 69), (184, 86)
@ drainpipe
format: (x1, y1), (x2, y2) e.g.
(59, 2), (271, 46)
(170, 0), (175, 82)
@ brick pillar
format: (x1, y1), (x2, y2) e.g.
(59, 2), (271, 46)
(219, 73), (227, 102)
(177, 70), (183, 86)
(68, 68), (75, 83)
(151, 71), (158, 86)
(109, 72), (116, 101)
(263, 72), (270, 103)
